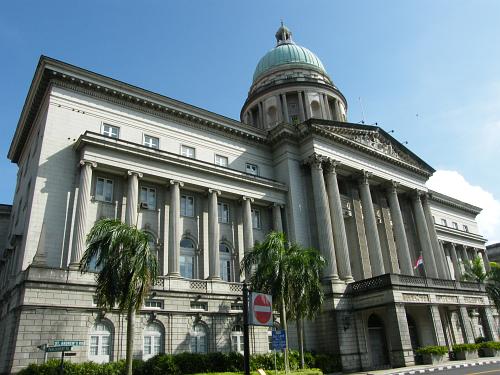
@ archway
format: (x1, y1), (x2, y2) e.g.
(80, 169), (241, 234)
(368, 314), (389, 368)
(406, 314), (420, 350)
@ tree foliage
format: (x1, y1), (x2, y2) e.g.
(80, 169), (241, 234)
(462, 256), (500, 310)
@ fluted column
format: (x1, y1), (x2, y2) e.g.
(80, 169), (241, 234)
(258, 101), (264, 128)
(125, 170), (142, 225)
(208, 189), (221, 279)
(386, 181), (413, 275)
(168, 180), (183, 276)
(281, 94), (289, 123)
(334, 100), (342, 121)
(323, 94), (332, 120)
(324, 159), (353, 282)
(422, 194), (449, 279)
(448, 243), (461, 280)
(438, 240), (452, 279)
(70, 160), (97, 269)
(412, 191), (438, 278)
(276, 95), (283, 123)
(307, 154), (339, 281)
(481, 249), (491, 272)
(272, 203), (283, 233)
(358, 171), (385, 276)
(298, 91), (305, 121)
(242, 196), (254, 253)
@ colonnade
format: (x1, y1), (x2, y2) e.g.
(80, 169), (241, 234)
(69, 160), (284, 279)
(440, 241), (490, 281)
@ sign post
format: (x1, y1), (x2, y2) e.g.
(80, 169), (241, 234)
(242, 283), (250, 375)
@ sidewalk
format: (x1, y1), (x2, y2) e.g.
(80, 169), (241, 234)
(338, 356), (500, 375)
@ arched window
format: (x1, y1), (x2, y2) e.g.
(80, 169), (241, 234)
(180, 238), (196, 279)
(190, 324), (207, 353)
(219, 243), (232, 282)
(143, 322), (163, 360)
(89, 321), (112, 363)
(231, 325), (244, 353)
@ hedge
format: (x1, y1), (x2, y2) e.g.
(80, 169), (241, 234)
(18, 351), (338, 375)
(452, 343), (480, 353)
(415, 345), (448, 356)
(480, 341), (500, 350)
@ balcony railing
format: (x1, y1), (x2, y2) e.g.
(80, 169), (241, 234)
(348, 273), (486, 295)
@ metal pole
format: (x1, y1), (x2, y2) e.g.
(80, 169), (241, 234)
(59, 350), (64, 375)
(243, 282), (250, 375)
(43, 344), (48, 364)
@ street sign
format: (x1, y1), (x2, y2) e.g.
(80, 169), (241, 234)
(54, 340), (84, 347)
(249, 292), (273, 326)
(45, 345), (72, 352)
(64, 352), (77, 357)
(271, 330), (286, 350)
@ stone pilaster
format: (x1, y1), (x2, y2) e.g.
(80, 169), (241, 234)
(480, 307), (499, 341)
(429, 305), (447, 346)
(69, 160), (97, 269)
(358, 171), (385, 276)
(307, 153), (339, 281)
(125, 170), (142, 225)
(458, 306), (475, 343)
(448, 243), (461, 280)
(411, 191), (438, 278)
(208, 189), (221, 280)
(422, 194), (449, 279)
(168, 180), (183, 276)
(386, 304), (415, 367)
(386, 181), (413, 275)
(271, 203), (283, 233)
(324, 159), (353, 282)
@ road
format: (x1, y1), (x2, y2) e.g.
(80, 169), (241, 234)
(437, 362), (500, 374)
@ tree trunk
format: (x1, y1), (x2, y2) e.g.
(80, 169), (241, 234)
(126, 306), (135, 375)
(280, 296), (290, 374)
(297, 317), (305, 369)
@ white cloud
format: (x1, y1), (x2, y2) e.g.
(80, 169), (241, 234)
(426, 170), (500, 244)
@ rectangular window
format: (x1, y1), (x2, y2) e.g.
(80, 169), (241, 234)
(140, 186), (157, 209)
(101, 336), (110, 355)
(181, 145), (195, 158)
(144, 300), (163, 309)
(190, 301), (208, 311)
(90, 336), (99, 356)
(452, 222), (458, 229)
(218, 202), (230, 223)
(463, 225), (469, 232)
(230, 303), (243, 311)
(246, 163), (259, 176)
(215, 154), (228, 167)
(251, 209), (262, 229)
(144, 336), (151, 355)
(441, 218), (447, 226)
(144, 135), (159, 149)
(102, 124), (119, 138)
(95, 178), (113, 202)
(181, 195), (195, 217)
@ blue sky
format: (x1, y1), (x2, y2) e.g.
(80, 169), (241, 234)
(1, 1), (499, 240)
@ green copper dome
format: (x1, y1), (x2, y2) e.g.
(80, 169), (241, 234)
(252, 24), (328, 83)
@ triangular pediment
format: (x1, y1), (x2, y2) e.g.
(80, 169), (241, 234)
(307, 120), (435, 175)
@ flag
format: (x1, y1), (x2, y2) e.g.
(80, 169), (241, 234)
(413, 255), (424, 269)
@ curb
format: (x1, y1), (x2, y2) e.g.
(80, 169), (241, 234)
(366, 359), (500, 375)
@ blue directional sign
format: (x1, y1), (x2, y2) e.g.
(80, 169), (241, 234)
(271, 329), (286, 350)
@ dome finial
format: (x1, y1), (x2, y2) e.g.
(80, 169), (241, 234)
(275, 22), (293, 45)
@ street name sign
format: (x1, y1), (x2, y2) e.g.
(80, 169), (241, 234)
(54, 340), (84, 347)
(45, 345), (72, 352)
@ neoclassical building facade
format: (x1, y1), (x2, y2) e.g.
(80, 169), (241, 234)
(0, 25), (497, 373)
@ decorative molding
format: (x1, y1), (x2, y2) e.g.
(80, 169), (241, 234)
(79, 159), (97, 169)
(323, 158), (341, 174)
(436, 295), (459, 304)
(127, 170), (143, 178)
(169, 180), (185, 188)
(402, 293), (430, 303)
(305, 152), (324, 169)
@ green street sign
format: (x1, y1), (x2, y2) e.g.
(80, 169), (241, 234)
(45, 345), (72, 352)
(54, 340), (85, 347)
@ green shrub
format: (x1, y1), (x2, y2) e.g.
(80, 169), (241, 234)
(452, 343), (480, 352)
(475, 336), (487, 344)
(480, 341), (500, 350)
(416, 345), (448, 356)
(310, 353), (342, 373)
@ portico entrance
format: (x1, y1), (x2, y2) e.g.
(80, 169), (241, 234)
(368, 314), (389, 368)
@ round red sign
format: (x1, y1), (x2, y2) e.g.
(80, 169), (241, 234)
(253, 294), (272, 324)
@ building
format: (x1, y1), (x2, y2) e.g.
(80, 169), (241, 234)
(486, 243), (500, 262)
(0, 24), (497, 373)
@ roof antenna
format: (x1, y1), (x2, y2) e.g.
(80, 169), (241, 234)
(358, 97), (366, 124)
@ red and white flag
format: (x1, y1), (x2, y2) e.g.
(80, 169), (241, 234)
(413, 255), (424, 269)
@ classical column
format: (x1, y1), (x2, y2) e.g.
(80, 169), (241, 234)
(276, 95), (283, 123)
(323, 94), (332, 120)
(298, 91), (305, 121)
(168, 180), (183, 276)
(438, 240), (452, 279)
(70, 160), (97, 269)
(303, 92), (310, 119)
(125, 170), (142, 225)
(335, 100), (342, 121)
(272, 203), (283, 233)
(458, 306), (475, 343)
(358, 171), (385, 276)
(324, 159), (353, 282)
(386, 181), (413, 275)
(411, 191), (438, 278)
(422, 194), (449, 279)
(281, 93), (289, 123)
(448, 243), (461, 280)
(208, 189), (221, 279)
(481, 249), (491, 272)
(258, 101), (264, 128)
(307, 153), (339, 281)
(242, 196), (254, 253)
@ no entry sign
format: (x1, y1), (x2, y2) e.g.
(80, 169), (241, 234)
(249, 292), (273, 326)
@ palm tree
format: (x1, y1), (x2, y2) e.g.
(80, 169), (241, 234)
(461, 256), (487, 283)
(241, 231), (325, 372)
(462, 256), (500, 312)
(79, 218), (158, 375)
(287, 245), (325, 369)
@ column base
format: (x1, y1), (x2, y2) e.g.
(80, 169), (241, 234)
(68, 263), (80, 271)
(207, 276), (221, 280)
(343, 276), (355, 283)
(167, 272), (181, 278)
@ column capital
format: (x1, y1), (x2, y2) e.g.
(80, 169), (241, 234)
(358, 170), (373, 185)
(305, 153), (324, 170)
(127, 170), (143, 178)
(241, 195), (254, 203)
(450, 242), (456, 249)
(79, 159), (97, 169)
(270, 202), (283, 209)
(386, 180), (400, 193)
(323, 158), (341, 174)
(169, 179), (184, 187)
(411, 188), (425, 201)
(208, 188), (221, 196)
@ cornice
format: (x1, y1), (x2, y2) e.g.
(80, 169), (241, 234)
(429, 190), (482, 215)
